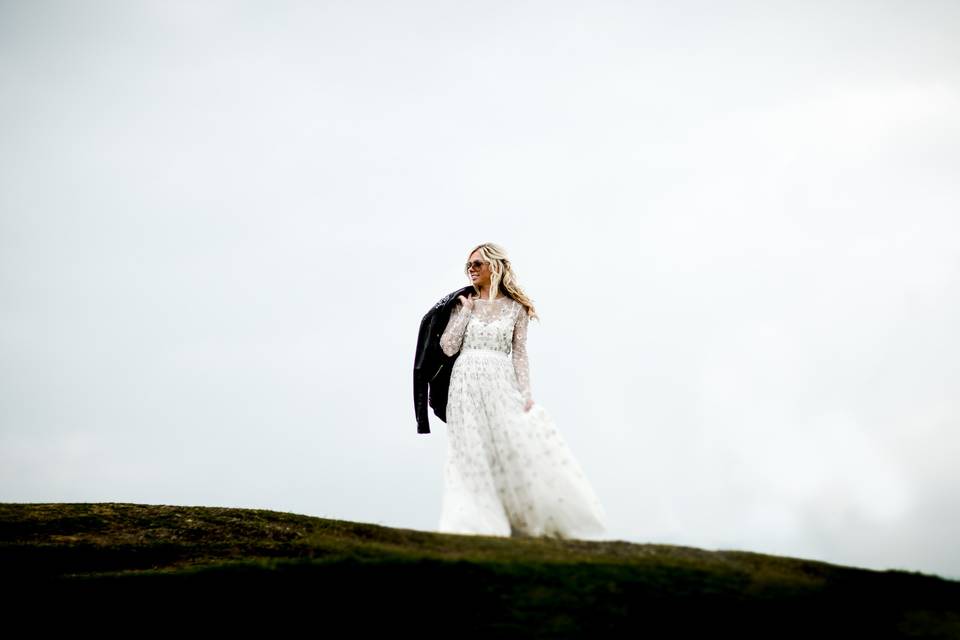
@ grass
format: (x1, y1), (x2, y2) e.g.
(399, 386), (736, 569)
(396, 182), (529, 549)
(2, 502), (958, 637)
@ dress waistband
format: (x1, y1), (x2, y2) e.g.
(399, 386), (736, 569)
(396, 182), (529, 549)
(459, 347), (511, 358)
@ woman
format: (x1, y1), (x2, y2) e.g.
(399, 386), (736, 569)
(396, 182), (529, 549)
(437, 242), (608, 539)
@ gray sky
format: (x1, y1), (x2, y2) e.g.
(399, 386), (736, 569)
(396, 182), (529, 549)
(2, 0), (958, 580)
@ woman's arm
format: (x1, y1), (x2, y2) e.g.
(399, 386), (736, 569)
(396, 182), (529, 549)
(439, 302), (472, 357)
(512, 307), (533, 404)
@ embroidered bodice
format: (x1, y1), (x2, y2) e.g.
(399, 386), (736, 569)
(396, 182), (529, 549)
(439, 296), (532, 403)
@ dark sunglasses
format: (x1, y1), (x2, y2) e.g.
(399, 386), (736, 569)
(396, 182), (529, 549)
(466, 260), (487, 271)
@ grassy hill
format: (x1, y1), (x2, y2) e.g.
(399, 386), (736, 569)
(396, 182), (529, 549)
(2, 502), (958, 637)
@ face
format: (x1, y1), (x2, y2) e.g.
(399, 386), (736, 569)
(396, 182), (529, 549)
(467, 251), (491, 288)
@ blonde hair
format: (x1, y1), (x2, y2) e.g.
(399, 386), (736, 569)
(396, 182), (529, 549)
(464, 242), (540, 322)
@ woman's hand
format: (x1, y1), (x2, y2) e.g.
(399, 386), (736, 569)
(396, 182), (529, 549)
(523, 398), (534, 412)
(458, 293), (476, 312)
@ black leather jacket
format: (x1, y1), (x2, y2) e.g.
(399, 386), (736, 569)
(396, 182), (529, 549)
(413, 285), (475, 434)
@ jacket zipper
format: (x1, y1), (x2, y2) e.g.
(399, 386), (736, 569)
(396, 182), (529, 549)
(430, 363), (444, 381)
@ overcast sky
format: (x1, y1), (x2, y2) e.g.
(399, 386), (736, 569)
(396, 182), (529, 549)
(2, 0), (958, 580)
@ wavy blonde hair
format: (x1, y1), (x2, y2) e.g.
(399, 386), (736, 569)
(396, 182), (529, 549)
(464, 242), (540, 322)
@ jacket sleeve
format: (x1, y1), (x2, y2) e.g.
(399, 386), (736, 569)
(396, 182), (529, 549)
(512, 306), (533, 404)
(439, 302), (472, 357)
(413, 312), (433, 434)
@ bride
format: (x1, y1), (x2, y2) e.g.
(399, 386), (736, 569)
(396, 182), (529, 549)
(437, 241), (608, 539)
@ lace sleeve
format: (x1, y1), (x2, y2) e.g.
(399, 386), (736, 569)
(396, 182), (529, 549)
(439, 302), (472, 357)
(512, 306), (532, 403)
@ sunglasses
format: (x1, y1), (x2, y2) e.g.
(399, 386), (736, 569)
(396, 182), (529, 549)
(466, 260), (487, 271)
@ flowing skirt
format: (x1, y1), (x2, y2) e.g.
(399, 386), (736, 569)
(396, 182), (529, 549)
(438, 347), (608, 539)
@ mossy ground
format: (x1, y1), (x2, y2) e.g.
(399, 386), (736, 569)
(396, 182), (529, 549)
(2, 502), (957, 637)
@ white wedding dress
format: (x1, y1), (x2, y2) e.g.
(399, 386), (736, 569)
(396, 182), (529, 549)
(436, 294), (608, 539)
